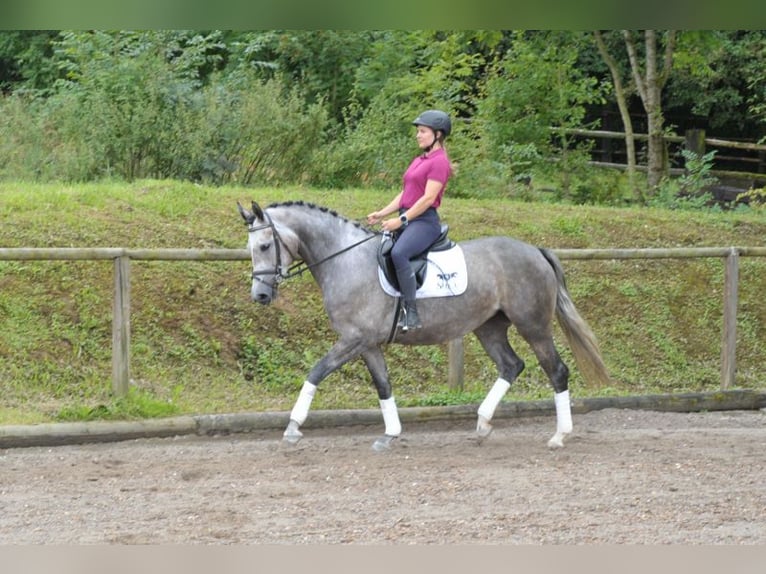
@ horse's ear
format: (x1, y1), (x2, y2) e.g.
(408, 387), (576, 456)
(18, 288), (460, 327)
(237, 201), (255, 225)
(251, 201), (265, 221)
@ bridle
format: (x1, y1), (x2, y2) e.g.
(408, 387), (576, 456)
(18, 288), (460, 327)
(245, 211), (296, 291)
(245, 210), (380, 293)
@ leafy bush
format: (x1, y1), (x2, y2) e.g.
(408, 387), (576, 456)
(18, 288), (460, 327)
(651, 149), (718, 210)
(0, 32), (329, 185)
(307, 91), (414, 189)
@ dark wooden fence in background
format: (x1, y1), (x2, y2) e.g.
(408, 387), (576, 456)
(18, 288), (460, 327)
(555, 128), (766, 195)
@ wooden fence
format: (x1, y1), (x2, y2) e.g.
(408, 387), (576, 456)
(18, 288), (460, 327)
(1, 246), (765, 396)
(554, 127), (766, 183)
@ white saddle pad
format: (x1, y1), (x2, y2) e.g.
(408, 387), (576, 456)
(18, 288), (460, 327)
(378, 244), (468, 299)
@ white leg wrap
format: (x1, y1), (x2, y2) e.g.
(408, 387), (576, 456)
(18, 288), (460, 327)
(477, 378), (511, 421)
(380, 397), (402, 437)
(289, 381), (316, 426)
(554, 389), (573, 434)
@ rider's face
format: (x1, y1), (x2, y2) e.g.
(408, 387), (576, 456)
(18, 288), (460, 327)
(415, 125), (437, 149)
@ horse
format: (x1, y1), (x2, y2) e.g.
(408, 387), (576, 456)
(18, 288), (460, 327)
(237, 200), (610, 451)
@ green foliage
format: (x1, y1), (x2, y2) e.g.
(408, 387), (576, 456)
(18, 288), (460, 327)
(309, 31), (493, 190)
(0, 60), (328, 184)
(569, 169), (629, 206)
(411, 388), (487, 407)
(667, 31), (765, 139)
(228, 31), (374, 124)
(308, 88), (413, 189)
(190, 73), (329, 186)
(651, 150), (718, 210)
(0, 30), (61, 93)
(1, 30), (764, 201)
(677, 149), (719, 195)
(473, 32), (607, 200)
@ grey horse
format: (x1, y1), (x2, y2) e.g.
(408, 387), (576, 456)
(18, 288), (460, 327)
(238, 200), (610, 451)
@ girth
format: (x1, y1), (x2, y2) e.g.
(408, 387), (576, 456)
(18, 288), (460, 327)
(377, 224), (454, 291)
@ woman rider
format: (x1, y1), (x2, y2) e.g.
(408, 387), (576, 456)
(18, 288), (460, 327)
(367, 109), (453, 331)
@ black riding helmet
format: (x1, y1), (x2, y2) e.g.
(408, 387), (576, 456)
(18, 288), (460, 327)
(412, 109), (451, 138)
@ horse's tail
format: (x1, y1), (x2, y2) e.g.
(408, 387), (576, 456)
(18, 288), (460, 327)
(539, 248), (611, 388)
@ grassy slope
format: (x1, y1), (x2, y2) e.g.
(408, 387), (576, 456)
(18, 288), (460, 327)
(1, 180), (765, 424)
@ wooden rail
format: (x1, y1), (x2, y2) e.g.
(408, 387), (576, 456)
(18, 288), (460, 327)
(552, 127), (766, 183)
(553, 127), (766, 153)
(1, 246), (764, 396)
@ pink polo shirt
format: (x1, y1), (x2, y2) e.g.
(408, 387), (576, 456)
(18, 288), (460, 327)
(400, 148), (452, 209)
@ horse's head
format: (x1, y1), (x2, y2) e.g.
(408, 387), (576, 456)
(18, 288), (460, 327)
(237, 201), (299, 305)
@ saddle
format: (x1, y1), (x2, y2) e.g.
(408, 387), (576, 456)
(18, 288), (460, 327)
(377, 224), (455, 291)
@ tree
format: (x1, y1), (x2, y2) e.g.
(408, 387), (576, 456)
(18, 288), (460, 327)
(594, 30), (641, 202)
(664, 31), (766, 141)
(476, 31), (606, 200)
(745, 33), (766, 141)
(625, 30), (677, 193)
(227, 30), (375, 124)
(0, 30), (61, 94)
(595, 30), (677, 196)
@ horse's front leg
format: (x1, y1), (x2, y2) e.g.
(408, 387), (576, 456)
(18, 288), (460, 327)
(362, 348), (401, 452)
(283, 338), (365, 446)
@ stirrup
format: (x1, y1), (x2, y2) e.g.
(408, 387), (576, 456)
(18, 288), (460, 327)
(397, 303), (422, 332)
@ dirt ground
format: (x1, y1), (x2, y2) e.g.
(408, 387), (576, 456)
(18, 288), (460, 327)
(1, 408), (764, 545)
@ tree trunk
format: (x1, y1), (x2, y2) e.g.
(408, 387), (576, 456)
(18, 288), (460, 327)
(643, 30), (666, 191)
(594, 31), (641, 203)
(623, 30), (677, 195)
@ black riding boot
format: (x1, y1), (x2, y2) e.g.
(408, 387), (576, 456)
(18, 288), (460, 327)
(398, 300), (422, 331)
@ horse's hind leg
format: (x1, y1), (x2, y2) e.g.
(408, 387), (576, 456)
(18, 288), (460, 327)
(473, 314), (526, 439)
(519, 328), (572, 449)
(362, 347), (402, 452)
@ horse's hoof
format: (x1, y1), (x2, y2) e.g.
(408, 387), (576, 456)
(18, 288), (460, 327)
(282, 428), (303, 446)
(476, 415), (493, 439)
(372, 435), (397, 452)
(547, 432), (568, 449)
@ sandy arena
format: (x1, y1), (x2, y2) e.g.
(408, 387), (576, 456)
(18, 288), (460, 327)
(1, 408), (764, 544)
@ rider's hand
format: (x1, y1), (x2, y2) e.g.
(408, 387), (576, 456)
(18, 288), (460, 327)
(381, 218), (402, 232)
(366, 211), (382, 225)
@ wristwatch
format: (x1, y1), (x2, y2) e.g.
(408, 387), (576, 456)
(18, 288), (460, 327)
(399, 214), (408, 227)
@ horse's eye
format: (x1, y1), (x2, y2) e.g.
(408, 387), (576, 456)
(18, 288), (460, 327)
(260, 243), (271, 252)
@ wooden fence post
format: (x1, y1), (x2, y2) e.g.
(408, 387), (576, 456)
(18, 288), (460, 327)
(685, 128), (706, 157)
(112, 254), (131, 396)
(447, 337), (464, 391)
(720, 248), (739, 389)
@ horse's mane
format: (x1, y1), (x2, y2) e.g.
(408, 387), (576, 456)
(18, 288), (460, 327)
(267, 200), (374, 233)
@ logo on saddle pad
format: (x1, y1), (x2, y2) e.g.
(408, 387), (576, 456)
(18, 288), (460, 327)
(377, 226), (467, 299)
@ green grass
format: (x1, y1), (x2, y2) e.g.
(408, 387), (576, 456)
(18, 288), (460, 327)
(55, 387), (182, 422)
(1, 179), (766, 424)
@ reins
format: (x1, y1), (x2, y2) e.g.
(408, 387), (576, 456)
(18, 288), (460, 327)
(282, 232), (380, 280)
(246, 211), (380, 285)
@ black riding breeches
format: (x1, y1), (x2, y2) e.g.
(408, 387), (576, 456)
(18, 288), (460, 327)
(390, 208), (441, 302)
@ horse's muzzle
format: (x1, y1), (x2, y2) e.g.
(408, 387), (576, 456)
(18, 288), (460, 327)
(251, 282), (274, 305)
(253, 292), (272, 305)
